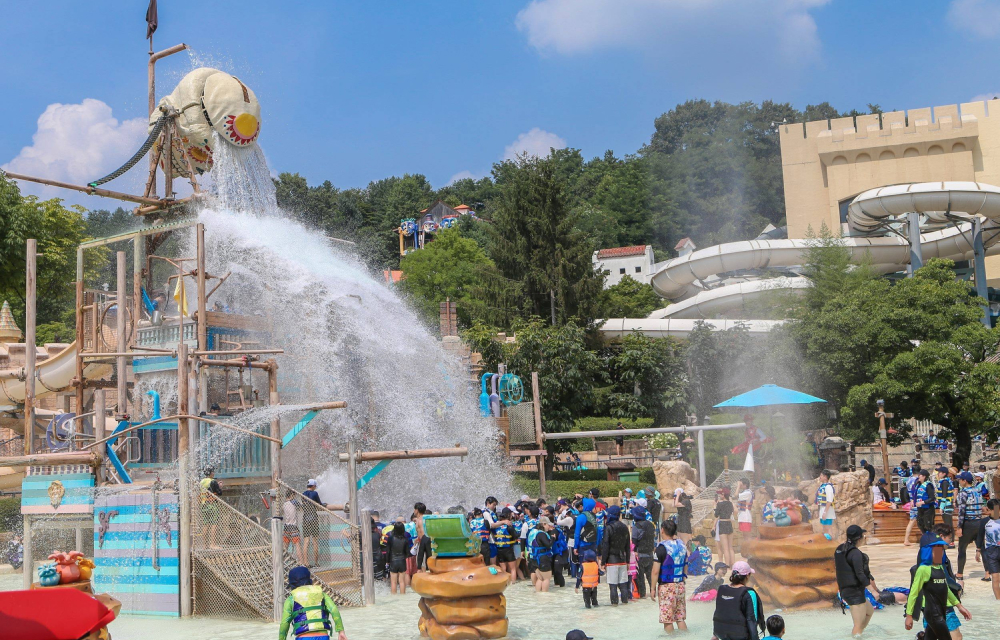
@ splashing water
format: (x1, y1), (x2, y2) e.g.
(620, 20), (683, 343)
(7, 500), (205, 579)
(210, 131), (278, 214)
(188, 142), (512, 516)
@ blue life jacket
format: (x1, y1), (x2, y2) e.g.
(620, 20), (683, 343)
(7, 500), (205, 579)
(528, 528), (553, 560)
(656, 539), (687, 584)
(551, 528), (568, 556)
(977, 481), (990, 499)
(494, 523), (516, 548)
(937, 478), (955, 512)
(687, 545), (712, 576)
(762, 502), (775, 524)
(522, 517), (538, 538)
(470, 517), (490, 541)
(916, 481), (934, 509)
(816, 482), (835, 508)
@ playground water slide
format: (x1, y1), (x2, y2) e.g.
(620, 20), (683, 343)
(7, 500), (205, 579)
(0, 341), (111, 408)
(601, 182), (1000, 336)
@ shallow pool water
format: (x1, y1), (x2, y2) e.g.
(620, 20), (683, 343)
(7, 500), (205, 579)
(4, 544), (998, 640)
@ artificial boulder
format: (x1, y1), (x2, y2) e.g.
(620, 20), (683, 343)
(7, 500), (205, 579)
(799, 470), (873, 535)
(653, 460), (700, 498)
(741, 524), (838, 610)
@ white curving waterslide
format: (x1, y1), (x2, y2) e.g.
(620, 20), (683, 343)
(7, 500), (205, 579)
(601, 182), (1000, 338)
(0, 342), (110, 407)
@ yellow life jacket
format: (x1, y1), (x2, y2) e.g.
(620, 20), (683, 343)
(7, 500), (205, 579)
(290, 585), (332, 637)
(199, 477), (215, 504)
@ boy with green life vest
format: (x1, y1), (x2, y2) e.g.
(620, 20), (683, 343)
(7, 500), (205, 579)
(905, 540), (971, 639)
(279, 566), (348, 640)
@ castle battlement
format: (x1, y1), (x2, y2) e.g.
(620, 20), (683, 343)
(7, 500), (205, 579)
(787, 102), (994, 142)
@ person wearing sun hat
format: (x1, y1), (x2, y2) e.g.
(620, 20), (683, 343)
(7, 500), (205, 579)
(712, 560), (764, 640)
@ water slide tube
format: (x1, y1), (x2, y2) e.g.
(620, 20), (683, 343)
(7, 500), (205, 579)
(0, 342), (111, 407)
(647, 277), (812, 320)
(601, 182), (1000, 337)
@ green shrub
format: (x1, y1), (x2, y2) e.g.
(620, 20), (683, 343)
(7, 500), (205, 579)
(0, 497), (21, 532)
(639, 468), (657, 484)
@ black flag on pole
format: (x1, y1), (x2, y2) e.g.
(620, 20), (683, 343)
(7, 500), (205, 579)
(146, 0), (158, 39)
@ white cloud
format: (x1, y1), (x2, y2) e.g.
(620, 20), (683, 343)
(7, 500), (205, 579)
(948, 0), (1000, 38)
(516, 0), (830, 62)
(446, 170), (483, 186)
(3, 99), (147, 203)
(503, 128), (567, 160)
(970, 92), (1000, 103)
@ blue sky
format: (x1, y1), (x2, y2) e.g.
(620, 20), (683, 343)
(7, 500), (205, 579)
(4, 0), (1000, 207)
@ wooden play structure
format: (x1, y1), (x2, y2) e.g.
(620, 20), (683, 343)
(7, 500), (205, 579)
(1, 219), (360, 620)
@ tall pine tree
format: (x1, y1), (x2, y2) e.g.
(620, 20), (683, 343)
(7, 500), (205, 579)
(488, 154), (604, 326)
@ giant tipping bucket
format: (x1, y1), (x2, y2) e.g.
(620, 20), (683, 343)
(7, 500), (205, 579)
(411, 515), (510, 640)
(149, 67), (262, 177)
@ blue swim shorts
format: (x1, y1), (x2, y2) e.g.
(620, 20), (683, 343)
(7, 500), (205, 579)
(923, 609), (961, 632)
(820, 518), (834, 526)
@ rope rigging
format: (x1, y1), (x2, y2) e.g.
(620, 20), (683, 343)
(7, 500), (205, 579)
(88, 114), (168, 188)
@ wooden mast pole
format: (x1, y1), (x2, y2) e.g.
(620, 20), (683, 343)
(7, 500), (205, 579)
(196, 224), (208, 412)
(24, 239), (37, 455)
(177, 343), (192, 616)
(531, 372), (546, 499)
(75, 246), (85, 416)
(116, 251), (128, 416)
(268, 361), (283, 621)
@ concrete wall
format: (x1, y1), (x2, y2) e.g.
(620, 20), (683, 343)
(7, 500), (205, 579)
(779, 101), (1000, 282)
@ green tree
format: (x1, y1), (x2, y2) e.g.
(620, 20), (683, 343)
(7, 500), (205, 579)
(398, 228), (493, 327)
(598, 275), (663, 318)
(796, 258), (996, 465)
(607, 334), (687, 426)
(0, 176), (92, 335)
(488, 154), (604, 326)
(684, 322), (751, 420)
(463, 319), (603, 476)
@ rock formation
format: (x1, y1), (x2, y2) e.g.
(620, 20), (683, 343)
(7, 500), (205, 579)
(653, 460), (700, 498)
(740, 523), (838, 610)
(799, 470), (873, 534)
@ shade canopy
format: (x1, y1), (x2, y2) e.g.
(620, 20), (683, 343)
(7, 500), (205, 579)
(714, 384), (827, 408)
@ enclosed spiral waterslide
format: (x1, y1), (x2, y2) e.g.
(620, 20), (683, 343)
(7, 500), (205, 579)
(600, 182), (1000, 339)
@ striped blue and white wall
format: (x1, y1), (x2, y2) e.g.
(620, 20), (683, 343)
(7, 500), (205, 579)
(93, 492), (180, 617)
(21, 470), (94, 515)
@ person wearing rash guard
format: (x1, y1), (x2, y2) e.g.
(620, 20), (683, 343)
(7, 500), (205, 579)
(600, 505), (631, 605)
(528, 516), (555, 592)
(905, 541), (972, 640)
(815, 470), (837, 537)
(575, 498), (601, 558)
(712, 561), (764, 640)
(936, 467), (956, 532)
(279, 566), (348, 640)
(915, 470), (938, 534)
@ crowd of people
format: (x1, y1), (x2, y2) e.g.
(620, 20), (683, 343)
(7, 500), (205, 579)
(346, 457), (1000, 640)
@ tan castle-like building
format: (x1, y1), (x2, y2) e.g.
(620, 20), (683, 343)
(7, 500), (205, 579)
(779, 100), (1000, 282)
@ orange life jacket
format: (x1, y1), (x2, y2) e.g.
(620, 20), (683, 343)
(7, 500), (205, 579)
(581, 562), (600, 589)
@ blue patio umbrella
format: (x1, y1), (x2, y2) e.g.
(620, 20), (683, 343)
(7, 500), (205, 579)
(713, 384), (827, 408)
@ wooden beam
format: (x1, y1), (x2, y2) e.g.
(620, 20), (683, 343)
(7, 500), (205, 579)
(0, 451), (97, 468)
(82, 413), (282, 449)
(5, 171), (166, 206)
(337, 447), (468, 462)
